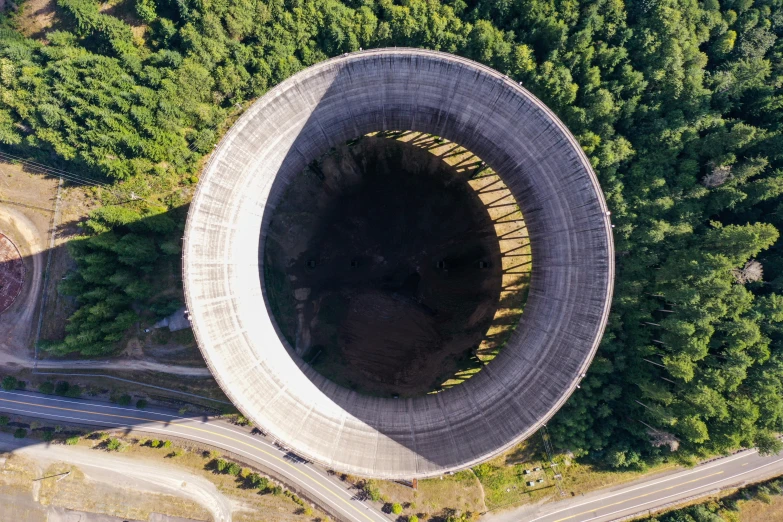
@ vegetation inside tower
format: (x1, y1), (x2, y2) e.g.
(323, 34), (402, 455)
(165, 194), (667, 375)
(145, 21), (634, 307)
(1, 0), (782, 466)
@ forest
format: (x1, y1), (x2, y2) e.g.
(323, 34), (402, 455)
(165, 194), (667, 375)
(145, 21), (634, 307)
(1, 0), (782, 467)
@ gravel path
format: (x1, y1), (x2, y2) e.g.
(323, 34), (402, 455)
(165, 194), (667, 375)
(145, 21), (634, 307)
(0, 432), (232, 522)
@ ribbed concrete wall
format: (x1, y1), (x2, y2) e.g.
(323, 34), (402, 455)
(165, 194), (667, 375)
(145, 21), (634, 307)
(183, 49), (614, 479)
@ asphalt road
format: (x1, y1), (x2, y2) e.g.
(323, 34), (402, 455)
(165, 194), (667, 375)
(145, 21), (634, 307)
(486, 448), (783, 522)
(3, 389), (782, 522)
(0, 389), (391, 522)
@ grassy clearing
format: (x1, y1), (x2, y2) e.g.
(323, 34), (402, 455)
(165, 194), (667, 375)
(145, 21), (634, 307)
(472, 437), (678, 512)
(366, 470), (485, 520)
(739, 491), (783, 521)
(366, 435), (679, 517)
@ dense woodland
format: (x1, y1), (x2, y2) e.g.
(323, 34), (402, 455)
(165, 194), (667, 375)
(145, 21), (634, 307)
(1, 0), (783, 467)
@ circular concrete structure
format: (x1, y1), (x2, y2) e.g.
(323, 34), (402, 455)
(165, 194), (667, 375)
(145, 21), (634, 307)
(183, 49), (614, 479)
(0, 232), (25, 314)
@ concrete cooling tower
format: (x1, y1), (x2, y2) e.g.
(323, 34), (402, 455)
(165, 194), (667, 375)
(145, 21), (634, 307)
(183, 48), (614, 479)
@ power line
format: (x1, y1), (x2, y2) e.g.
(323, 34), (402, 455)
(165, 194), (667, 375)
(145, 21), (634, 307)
(0, 153), (110, 190)
(0, 150), (110, 187)
(0, 150), (142, 201)
(541, 425), (567, 497)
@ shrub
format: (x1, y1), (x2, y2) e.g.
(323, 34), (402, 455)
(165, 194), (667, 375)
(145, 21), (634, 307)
(247, 473), (270, 491)
(0, 415), (9, 426)
(65, 384), (81, 398)
(232, 414), (252, 426)
(13, 428), (26, 438)
(162, 440), (172, 448)
(150, 439), (161, 448)
(169, 449), (183, 457)
(118, 394), (132, 406)
(136, 399), (148, 409)
(227, 462), (242, 476)
(65, 436), (80, 445)
(392, 503), (403, 515)
(41, 430), (55, 442)
(38, 381), (55, 394)
(54, 381), (70, 396)
(106, 438), (123, 451)
(240, 467), (251, 479)
(208, 450), (221, 459)
(16, 381), (26, 390)
(2, 375), (18, 391)
(214, 458), (228, 472)
(409, 516), (419, 522)
(363, 481), (382, 502)
(271, 485), (283, 495)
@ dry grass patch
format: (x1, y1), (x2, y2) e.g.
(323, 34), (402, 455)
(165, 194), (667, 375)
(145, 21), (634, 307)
(740, 493), (783, 521)
(472, 438), (678, 511)
(370, 470), (485, 520)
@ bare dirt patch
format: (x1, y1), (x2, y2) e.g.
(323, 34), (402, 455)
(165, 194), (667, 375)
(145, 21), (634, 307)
(0, 232), (25, 313)
(13, 0), (59, 39)
(0, 162), (58, 363)
(265, 135), (504, 397)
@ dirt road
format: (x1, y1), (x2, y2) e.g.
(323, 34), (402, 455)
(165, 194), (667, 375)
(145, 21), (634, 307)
(0, 205), (46, 357)
(0, 431), (232, 521)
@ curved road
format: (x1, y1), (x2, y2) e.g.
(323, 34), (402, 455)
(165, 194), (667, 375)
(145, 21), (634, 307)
(485, 448), (783, 522)
(0, 389), (390, 522)
(2, 388), (781, 522)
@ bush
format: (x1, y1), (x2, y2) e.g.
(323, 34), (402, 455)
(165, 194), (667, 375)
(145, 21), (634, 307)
(117, 394), (132, 406)
(38, 381), (55, 394)
(136, 399), (148, 409)
(392, 503), (403, 515)
(227, 462), (241, 476)
(409, 516), (419, 522)
(13, 428), (26, 438)
(363, 481), (382, 502)
(0, 416), (9, 426)
(106, 438), (123, 451)
(54, 381), (70, 396)
(41, 430), (55, 442)
(150, 439), (161, 448)
(65, 436), (80, 445)
(2, 375), (18, 391)
(162, 440), (172, 448)
(234, 415), (252, 426)
(247, 473), (270, 491)
(65, 384), (81, 398)
(214, 458), (228, 472)
(271, 485), (283, 495)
